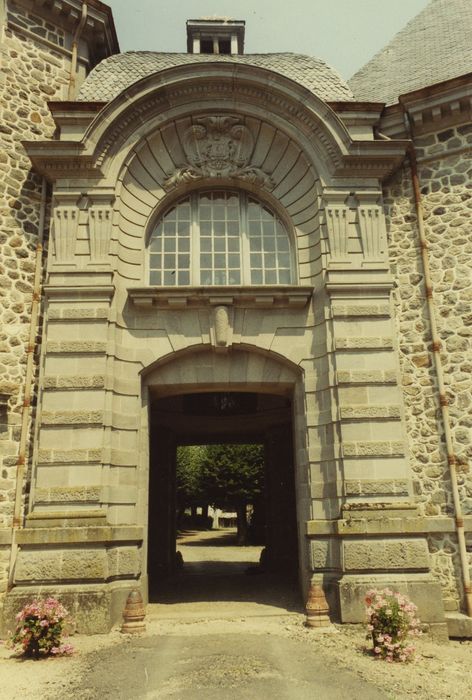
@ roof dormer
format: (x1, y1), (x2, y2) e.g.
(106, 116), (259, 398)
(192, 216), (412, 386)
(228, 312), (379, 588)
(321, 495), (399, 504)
(186, 18), (245, 55)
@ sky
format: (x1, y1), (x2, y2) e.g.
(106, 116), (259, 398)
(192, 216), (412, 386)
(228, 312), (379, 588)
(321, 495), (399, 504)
(104, 0), (431, 80)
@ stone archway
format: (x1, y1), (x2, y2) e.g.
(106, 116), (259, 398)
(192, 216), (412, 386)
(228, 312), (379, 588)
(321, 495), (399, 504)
(141, 347), (309, 600)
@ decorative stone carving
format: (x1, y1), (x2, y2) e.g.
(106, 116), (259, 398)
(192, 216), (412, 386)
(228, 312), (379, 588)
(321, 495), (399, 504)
(87, 194), (115, 263)
(356, 191), (387, 261)
(323, 191), (350, 262)
(210, 304), (233, 352)
(164, 115), (273, 190)
(52, 193), (80, 262)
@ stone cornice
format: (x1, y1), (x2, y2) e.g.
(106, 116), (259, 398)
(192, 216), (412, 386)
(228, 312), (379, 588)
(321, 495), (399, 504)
(380, 72), (472, 138)
(10, 0), (119, 62)
(22, 65), (409, 183)
(128, 285), (314, 310)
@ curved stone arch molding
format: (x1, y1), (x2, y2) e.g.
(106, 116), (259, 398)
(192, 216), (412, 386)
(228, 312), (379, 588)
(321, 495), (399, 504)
(113, 110), (324, 285)
(81, 64), (354, 182)
(25, 66), (407, 186)
(141, 342), (304, 396)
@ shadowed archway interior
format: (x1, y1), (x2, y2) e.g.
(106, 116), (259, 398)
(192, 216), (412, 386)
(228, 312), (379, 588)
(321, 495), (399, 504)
(147, 390), (300, 610)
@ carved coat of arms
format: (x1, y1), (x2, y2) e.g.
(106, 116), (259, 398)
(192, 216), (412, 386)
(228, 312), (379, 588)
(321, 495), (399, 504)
(164, 115), (273, 190)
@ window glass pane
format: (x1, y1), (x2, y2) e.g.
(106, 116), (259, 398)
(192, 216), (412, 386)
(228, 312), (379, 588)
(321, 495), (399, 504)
(150, 191), (293, 287)
(178, 202), (191, 219)
(150, 254), (161, 268)
(214, 270), (227, 284)
(229, 270), (241, 284)
(279, 270), (291, 284)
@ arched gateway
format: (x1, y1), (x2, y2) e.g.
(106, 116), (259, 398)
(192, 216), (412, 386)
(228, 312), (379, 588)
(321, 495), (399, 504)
(4, 18), (447, 637)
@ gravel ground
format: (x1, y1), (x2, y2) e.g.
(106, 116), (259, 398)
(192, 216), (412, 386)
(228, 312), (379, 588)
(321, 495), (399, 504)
(1, 529), (470, 699)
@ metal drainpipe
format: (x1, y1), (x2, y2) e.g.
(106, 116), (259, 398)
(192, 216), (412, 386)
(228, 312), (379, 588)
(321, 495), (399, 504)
(402, 111), (472, 617)
(7, 178), (47, 591)
(68, 2), (88, 100)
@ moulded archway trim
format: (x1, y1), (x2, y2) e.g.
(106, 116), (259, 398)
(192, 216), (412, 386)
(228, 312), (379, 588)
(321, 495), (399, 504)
(141, 343), (304, 398)
(24, 63), (408, 184)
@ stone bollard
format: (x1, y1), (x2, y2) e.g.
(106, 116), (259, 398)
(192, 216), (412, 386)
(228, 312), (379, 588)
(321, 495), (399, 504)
(305, 583), (331, 628)
(121, 589), (146, 634)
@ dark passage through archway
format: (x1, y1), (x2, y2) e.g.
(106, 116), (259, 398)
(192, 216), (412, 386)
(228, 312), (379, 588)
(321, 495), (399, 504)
(147, 391), (301, 612)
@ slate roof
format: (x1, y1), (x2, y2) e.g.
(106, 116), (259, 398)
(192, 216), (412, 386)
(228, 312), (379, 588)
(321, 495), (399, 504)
(349, 0), (472, 105)
(77, 51), (355, 103)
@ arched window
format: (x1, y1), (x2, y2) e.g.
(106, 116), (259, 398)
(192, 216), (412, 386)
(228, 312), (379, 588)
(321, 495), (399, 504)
(148, 191), (294, 286)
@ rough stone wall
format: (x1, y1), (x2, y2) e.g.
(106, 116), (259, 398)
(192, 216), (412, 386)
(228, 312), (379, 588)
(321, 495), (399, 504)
(0, 1), (69, 584)
(384, 124), (472, 610)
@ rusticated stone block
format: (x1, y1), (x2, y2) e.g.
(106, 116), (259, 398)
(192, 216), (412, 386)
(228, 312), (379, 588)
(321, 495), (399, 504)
(107, 546), (140, 577)
(47, 341), (107, 353)
(41, 410), (104, 425)
(335, 336), (393, 349)
(331, 304), (391, 317)
(344, 479), (409, 497)
(310, 538), (340, 569)
(340, 405), (402, 419)
(37, 448), (102, 464)
(34, 486), (101, 504)
(15, 548), (108, 582)
(342, 441), (405, 457)
(343, 538), (429, 571)
(43, 375), (106, 389)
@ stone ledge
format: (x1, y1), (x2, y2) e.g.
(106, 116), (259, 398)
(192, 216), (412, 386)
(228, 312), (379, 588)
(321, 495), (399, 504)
(25, 511), (107, 528)
(306, 515), (472, 537)
(128, 285), (313, 309)
(16, 525), (143, 545)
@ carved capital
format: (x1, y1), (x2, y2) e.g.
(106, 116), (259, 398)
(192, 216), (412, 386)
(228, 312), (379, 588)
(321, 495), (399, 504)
(323, 191), (350, 261)
(89, 206), (113, 262)
(52, 193), (80, 263)
(355, 191), (387, 261)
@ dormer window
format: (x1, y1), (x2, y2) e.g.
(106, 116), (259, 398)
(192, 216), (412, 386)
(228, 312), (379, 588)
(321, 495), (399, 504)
(187, 19), (245, 55)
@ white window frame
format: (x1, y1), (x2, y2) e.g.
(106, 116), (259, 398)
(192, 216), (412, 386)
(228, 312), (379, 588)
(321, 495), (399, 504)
(147, 189), (296, 286)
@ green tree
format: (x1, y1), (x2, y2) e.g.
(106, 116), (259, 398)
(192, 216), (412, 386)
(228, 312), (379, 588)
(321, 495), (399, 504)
(200, 443), (264, 544)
